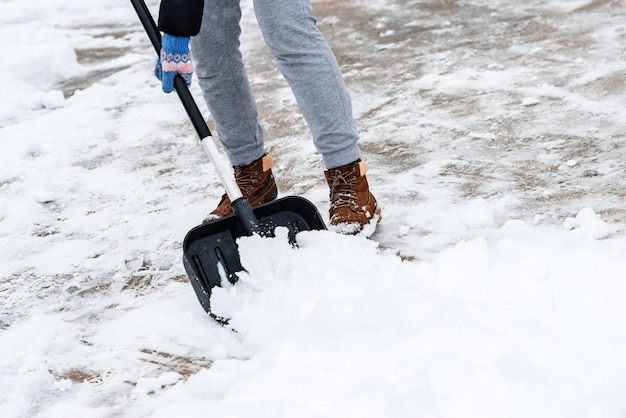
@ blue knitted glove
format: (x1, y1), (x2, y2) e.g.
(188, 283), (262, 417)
(154, 34), (193, 93)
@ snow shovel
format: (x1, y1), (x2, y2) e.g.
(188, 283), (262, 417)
(130, 0), (326, 313)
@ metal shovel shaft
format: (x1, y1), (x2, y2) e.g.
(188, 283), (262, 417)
(200, 137), (243, 205)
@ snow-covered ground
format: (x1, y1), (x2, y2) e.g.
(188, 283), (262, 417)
(2, 0), (626, 416)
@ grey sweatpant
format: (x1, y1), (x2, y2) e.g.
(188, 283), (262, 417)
(190, 0), (361, 169)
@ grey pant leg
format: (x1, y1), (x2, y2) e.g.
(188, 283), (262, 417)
(190, 0), (264, 166)
(253, 0), (361, 169)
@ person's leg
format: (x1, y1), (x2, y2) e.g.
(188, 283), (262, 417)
(252, 0), (361, 170)
(191, 0), (277, 219)
(190, 0), (264, 166)
(253, 0), (380, 232)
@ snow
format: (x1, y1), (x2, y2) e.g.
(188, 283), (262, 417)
(1, 0), (626, 417)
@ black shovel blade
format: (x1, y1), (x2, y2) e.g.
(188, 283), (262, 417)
(182, 196), (326, 312)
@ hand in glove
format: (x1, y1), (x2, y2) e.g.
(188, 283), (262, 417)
(154, 33), (193, 93)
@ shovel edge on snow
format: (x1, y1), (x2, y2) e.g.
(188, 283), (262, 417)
(182, 196), (327, 313)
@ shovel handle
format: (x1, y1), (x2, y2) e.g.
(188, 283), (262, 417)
(130, 0), (263, 235)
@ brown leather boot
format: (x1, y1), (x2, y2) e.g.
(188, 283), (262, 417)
(324, 159), (382, 234)
(206, 153), (278, 220)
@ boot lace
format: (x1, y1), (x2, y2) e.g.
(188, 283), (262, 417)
(234, 166), (260, 195)
(328, 167), (358, 211)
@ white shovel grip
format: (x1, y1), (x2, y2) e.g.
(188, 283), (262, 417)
(200, 136), (243, 201)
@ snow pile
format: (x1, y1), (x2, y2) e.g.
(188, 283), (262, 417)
(0, 33), (79, 120)
(0, 0), (140, 122)
(4, 216), (623, 418)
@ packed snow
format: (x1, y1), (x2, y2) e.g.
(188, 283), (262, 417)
(1, 0), (626, 417)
